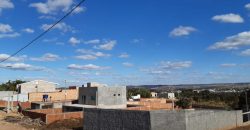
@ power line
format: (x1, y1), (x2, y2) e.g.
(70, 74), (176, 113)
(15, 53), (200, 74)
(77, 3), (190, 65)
(0, 0), (86, 63)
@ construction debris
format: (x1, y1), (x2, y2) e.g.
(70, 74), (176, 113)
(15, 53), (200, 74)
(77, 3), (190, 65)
(3, 115), (45, 127)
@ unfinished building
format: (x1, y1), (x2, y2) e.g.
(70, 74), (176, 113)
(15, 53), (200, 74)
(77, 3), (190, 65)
(78, 83), (127, 109)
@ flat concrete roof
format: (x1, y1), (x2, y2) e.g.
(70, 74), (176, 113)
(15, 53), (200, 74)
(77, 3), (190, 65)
(32, 100), (73, 104)
(63, 104), (97, 108)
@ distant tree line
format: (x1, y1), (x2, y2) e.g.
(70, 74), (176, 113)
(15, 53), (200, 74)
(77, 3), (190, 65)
(175, 89), (250, 110)
(0, 80), (26, 91)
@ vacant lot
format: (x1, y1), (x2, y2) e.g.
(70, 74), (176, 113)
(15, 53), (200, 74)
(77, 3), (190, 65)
(0, 110), (83, 130)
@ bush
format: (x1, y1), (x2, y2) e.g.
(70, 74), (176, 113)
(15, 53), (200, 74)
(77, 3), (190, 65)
(176, 98), (192, 109)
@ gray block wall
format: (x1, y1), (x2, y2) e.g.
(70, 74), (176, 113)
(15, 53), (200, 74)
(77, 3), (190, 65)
(185, 110), (243, 130)
(150, 110), (186, 130)
(83, 109), (243, 130)
(83, 108), (151, 130)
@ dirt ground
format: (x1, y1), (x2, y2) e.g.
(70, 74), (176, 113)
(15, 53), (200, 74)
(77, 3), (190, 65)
(0, 110), (83, 130)
(0, 111), (29, 130)
(229, 125), (250, 130)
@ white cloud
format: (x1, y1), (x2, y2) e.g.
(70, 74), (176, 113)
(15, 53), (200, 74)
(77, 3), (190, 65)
(67, 64), (110, 70)
(131, 38), (143, 43)
(160, 61), (192, 69)
(30, 53), (61, 62)
(75, 55), (97, 60)
(30, 0), (72, 15)
(169, 26), (196, 37)
(0, 23), (13, 33)
(69, 37), (80, 46)
(94, 40), (116, 50)
(73, 6), (86, 14)
(0, 32), (19, 38)
(122, 62), (134, 67)
(0, 63), (45, 71)
(240, 49), (250, 56)
(22, 28), (34, 33)
(0, 0), (14, 14)
(0, 23), (19, 38)
(119, 53), (129, 58)
(212, 13), (244, 23)
(41, 22), (73, 32)
(220, 63), (236, 67)
(0, 54), (26, 62)
(208, 31), (250, 50)
(84, 39), (100, 44)
(141, 61), (192, 75)
(75, 49), (110, 60)
(245, 3), (250, 10)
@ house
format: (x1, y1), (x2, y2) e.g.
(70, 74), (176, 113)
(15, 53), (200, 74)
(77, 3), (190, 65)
(78, 82), (127, 109)
(167, 93), (175, 99)
(16, 80), (58, 94)
(151, 92), (158, 98)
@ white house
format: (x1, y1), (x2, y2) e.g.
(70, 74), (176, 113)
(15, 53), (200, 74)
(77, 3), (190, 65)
(16, 80), (58, 94)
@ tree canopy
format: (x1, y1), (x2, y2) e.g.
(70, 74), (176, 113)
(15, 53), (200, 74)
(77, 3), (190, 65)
(0, 80), (26, 91)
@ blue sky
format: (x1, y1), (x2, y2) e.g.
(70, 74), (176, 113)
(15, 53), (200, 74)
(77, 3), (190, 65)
(1, 0), (250, 86)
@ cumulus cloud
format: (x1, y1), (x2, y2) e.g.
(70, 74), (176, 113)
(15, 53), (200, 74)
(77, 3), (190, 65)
(30, 53), (61, 62)
(69, 37), (80, 46)
(0, 23), (19, 38)
(212, 13), (244, 23)
(169, 26), (196, 37)
(94, 40), (116, 50)
(0, 54), (26, 62)
(0, 23), (12, 33)
(41, 22), (73, 33)
(240, 49), (250, 56)
(220, 63), (236, 67)
(119, 53), (129, 58)
(160, 61), (192, 69)
(0, 63), (45, 71)
(22, 28), (34, 33)
(245, 3), (250, 10)
(141, 61), (192, 75)
(30, 0), (85, 15)
(208, 31), (250, 50)
(67, 64), (110, 70)
(0, 0), (14, 14)
(75, 49), (110, 60)
(122, 62), (134, 67)
(0, 32), (19, 38)
(84, 39), (100, 44)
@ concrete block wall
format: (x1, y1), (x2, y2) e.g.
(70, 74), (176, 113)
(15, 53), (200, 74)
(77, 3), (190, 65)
(83, 108), (151, 130)
(150, 110), (186, 130)
(185, 110), (243, 130)
(28, 89), (78, 102)
(83, 109), (243, 130)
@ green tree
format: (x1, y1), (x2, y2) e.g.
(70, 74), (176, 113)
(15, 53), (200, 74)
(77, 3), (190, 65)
(0, 80), (26, 91)
(176, 98), (192, 109)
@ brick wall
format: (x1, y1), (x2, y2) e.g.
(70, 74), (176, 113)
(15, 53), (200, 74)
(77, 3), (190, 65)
(46, 111), (83, 124)
(28, 89), (78, 102)
(0, 100), (31, 109)
(127, 98), (173, 110)
(22, 108), (83, 124)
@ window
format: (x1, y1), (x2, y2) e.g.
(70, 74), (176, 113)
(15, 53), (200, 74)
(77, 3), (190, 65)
(91, 96), (96, 100)
(113, 94), (116, 96)
(118, 94), (120, 96)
